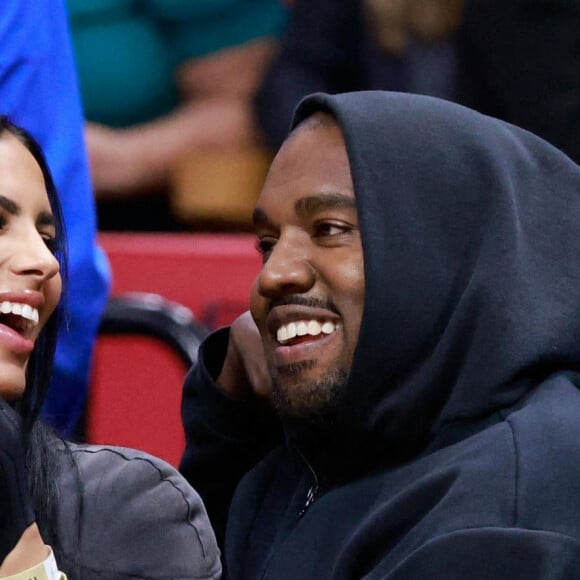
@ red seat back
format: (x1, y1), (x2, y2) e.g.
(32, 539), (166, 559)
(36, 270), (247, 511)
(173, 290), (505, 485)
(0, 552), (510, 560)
(87, 233), (259, 466)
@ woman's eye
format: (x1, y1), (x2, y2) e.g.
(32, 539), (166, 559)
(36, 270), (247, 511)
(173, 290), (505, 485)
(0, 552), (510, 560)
(42, 235), (57, 254)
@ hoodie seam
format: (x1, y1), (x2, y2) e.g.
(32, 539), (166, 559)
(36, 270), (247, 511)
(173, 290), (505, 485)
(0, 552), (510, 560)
(70, 446), (209, 559)
(387, 526), (580, 578)
(504, 416), (521, 528)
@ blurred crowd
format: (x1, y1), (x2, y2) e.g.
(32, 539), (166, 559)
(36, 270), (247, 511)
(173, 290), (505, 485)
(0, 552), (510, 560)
(67, 0), (580, 233)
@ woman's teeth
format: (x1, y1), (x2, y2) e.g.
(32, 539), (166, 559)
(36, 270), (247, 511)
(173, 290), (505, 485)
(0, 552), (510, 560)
(0, 301), (40, 325)
(276, 320), (336, 344)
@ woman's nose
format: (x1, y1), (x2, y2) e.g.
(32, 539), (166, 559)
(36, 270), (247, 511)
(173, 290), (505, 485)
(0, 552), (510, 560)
(257, 236), (315, 298)
(11, 233), (60, 281)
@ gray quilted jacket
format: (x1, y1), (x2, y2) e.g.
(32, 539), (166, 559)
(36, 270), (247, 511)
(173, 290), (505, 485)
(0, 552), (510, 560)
(52, 442), (221, 579)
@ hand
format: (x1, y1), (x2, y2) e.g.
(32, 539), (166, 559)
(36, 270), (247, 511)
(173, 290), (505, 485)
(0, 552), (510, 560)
(0, 399), (36, 563)
(217, 311), (272, 400)
(85, 123), (157, 197)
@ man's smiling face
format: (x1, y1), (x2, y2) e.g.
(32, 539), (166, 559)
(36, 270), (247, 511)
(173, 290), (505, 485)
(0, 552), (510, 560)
(250, 113), (364, 419)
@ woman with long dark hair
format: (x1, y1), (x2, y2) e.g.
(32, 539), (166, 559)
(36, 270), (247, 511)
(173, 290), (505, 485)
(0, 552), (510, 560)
(0, 117), (221, 579)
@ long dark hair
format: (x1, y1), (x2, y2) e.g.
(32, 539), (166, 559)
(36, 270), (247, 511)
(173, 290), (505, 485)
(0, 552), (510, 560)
(0, 116), (73, 553)
(0, 116), (68, 429)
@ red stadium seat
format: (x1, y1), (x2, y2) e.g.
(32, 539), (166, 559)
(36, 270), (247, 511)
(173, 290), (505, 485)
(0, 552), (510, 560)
(87, 233), (260, 466)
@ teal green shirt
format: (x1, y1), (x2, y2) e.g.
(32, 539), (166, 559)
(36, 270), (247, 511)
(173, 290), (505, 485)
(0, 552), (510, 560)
(67, 0), (288, 126)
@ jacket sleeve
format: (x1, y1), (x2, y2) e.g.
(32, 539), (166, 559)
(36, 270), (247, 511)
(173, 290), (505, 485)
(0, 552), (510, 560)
(254, 0), (363, 151)
(382, 528), (580, 579)
(55, 444), (221, 580)
(179, 328), (280, 549)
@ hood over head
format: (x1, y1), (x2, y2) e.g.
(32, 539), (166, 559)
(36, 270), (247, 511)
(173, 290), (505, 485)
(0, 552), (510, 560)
(290, 90), (580, 465)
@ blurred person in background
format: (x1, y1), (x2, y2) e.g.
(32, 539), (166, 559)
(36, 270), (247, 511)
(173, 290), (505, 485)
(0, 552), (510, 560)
(0, 0), (110, 437)
(257, 0), (580, 166)
(456, 0), (580, 165)
(255, 0), (462, 152)
(67, 0), (289, 231)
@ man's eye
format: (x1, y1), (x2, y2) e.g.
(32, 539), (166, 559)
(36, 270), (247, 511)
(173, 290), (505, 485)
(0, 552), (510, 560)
(314, 221), (349, 237)
(255, 237), (276, 259)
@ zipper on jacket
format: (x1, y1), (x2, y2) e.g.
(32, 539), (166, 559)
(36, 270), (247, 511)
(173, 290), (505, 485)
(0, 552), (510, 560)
(296, 449), (321, 519)
(297, 483), (320, 519)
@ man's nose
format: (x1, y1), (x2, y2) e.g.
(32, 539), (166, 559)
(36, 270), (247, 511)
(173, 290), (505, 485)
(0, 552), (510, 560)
(257, 236), (315, 298)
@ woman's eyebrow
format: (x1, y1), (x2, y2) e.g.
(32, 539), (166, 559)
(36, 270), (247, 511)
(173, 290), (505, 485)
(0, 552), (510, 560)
(0, 195), (55, 227)
(294, 192), (356, 218)
(0, 194), (20, 215)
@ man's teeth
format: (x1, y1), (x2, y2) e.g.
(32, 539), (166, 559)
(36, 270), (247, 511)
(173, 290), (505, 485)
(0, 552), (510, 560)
(0, 301), (39, 325)
(276, 320), (336, 344)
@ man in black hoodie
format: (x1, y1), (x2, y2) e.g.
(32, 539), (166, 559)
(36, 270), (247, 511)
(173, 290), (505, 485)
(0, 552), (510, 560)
(180, 90), (580, 579)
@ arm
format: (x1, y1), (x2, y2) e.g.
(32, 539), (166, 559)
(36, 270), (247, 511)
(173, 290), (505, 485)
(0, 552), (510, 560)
(53, 444), (221, 579)
(179, 315), (281, 549)
(87, 38), (278, 198)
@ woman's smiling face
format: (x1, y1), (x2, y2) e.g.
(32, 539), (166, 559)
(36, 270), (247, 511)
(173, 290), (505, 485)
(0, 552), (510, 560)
(0, 133), (62, 400)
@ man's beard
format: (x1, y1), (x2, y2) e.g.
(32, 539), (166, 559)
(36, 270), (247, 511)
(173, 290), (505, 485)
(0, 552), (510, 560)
(270, 359), (349, 428)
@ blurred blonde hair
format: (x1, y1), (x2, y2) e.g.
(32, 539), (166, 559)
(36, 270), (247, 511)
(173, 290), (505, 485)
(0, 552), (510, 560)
(363, 0), (464, 54)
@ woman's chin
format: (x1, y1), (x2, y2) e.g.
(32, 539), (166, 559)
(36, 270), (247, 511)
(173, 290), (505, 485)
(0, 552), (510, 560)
(0, 375), (26, 401)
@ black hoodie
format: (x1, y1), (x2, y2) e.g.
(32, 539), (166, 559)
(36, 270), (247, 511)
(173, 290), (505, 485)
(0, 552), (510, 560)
(181, 90), (580, 579)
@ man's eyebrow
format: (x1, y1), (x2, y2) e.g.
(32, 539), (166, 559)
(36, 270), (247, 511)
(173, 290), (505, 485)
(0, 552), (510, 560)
(252, 207), (271, 228)
(252, 192), (357, 228)
(295, 192), (356, 218)
(0, 195), (20, 215)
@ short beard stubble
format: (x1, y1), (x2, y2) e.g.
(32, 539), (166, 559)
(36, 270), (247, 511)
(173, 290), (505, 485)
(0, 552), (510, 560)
(270, 359), (350, 427)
